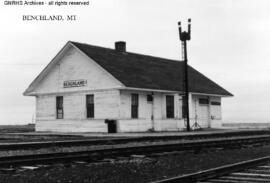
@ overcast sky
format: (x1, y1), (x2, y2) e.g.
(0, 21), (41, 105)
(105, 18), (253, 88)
(0, 0), (270, 124)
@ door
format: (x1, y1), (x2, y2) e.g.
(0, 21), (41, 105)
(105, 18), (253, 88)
(178, 97), (183, 118)
(146, 94), (154, 130)
(197, 98), (210, 128)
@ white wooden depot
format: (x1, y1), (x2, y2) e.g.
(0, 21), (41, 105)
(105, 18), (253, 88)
(24, 42), (225, 133)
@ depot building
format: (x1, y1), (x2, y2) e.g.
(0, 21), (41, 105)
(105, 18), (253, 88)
(24, 41), (233, 133)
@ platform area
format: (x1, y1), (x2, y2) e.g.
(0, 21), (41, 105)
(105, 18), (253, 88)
(4, 128), (270, 138)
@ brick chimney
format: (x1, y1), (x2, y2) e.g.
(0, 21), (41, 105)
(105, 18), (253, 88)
(115, 41), (126, 52)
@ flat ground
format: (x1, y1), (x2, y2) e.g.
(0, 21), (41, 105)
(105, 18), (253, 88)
(0, 124), (35, 133)
(0, 145), (269, 183)
(0, 125), (106, 142)
(0, 125), (269, 182)
(0, 125), (269, 143)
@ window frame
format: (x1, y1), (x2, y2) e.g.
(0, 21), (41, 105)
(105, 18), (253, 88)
(86, 94), (94, 118)
(147, 94), (153, 103)
(166, 95), (175, 118)
(182, 97), (187, 118)
(131, 93), (139, 119)
(199, 98), (209, 105)
(211, 101), (221, 106)
(56, 96), (63, 119)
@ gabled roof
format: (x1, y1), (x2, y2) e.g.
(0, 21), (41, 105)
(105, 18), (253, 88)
(71, 41), (233, 96)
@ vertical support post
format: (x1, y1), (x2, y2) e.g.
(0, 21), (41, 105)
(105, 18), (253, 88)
(151, 92), (155, 131)
(183, 41), (191, 131)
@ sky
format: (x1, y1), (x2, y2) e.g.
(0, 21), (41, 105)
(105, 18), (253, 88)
(0, 0), (270, 124)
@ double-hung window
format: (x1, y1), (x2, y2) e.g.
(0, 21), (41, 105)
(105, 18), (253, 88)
(131, 94), (139, 118)
(166, 95), (174, 118)
(56, 96), (63, 119)
(86, 95), (94, 118)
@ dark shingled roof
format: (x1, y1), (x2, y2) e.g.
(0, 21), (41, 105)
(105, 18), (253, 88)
(71, 41), (233, 96)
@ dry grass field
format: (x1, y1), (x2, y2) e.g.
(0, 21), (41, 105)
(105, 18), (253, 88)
(0, 124), (35, 133)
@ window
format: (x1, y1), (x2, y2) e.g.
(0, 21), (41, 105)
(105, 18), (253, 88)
(56, 96), (63, 119)
(131, 94), (139, 118)
(199, 98), (209, 105)
(86, 95), (94, 118)
(211, 101), (221, 119)
(182, 97), (186, 118)
(211, 101), (221, 106)
(166, 95), (174, 118)
(147, 94), (153, 102)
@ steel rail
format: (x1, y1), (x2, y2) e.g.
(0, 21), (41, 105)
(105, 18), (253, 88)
(0, 135), (270, 168)
(150, 156), (270, 183)
(0, 130), (270, 151)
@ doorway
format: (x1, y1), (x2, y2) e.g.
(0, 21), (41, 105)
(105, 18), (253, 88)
(197, 98), (210, 128)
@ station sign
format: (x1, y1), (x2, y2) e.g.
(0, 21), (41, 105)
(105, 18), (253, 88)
(63, 79), (87, 88)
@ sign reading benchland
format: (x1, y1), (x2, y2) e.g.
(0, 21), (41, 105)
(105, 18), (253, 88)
(63, 79), (87, 88)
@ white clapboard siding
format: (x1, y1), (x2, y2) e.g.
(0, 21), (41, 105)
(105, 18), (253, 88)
(34, 46), (122, 94)
(36, 119), (107, 133)
(36, 90), (119, 132)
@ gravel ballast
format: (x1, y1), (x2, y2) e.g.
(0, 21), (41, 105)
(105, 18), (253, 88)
(0, 145), (270, 183)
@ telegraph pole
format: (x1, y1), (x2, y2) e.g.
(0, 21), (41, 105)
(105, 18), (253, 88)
(178, 19), (191, 131)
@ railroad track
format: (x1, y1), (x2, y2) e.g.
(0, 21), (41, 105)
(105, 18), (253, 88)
(1, 130), (270, 151)
(151, 156), (270, 183)
(0, 135), (270, 168)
